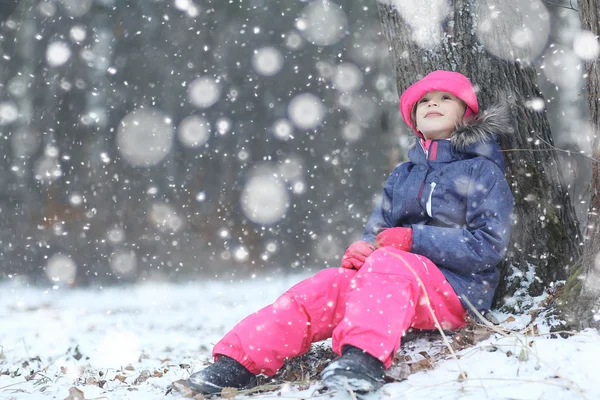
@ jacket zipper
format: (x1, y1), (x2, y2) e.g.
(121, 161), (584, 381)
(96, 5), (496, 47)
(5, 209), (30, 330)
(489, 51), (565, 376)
(426, 182), (436, 217)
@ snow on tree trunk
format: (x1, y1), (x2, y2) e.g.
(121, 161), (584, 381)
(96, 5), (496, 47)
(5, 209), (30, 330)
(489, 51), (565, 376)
(376, 0), (581, 307)
(559, 0), (600, 329)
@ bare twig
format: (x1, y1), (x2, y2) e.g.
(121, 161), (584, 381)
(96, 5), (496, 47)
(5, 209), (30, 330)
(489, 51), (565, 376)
(0, 380), (27, 391)
(343, 379), (359, 400)
(387, 251), (468, 381)
(514, 104), (599, 164)
(501, 147), (599, 164)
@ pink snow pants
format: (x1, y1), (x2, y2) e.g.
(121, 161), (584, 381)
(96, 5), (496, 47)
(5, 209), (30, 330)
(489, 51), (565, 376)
(212, 247), (467, 376)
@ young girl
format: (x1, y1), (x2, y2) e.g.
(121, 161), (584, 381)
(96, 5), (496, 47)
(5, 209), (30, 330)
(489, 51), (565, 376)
(187, 70), (514, 394)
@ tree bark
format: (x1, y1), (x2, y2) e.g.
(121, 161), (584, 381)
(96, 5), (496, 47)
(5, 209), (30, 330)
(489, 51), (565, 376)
(559, 0), (600, 330)
(377, 0), (581, 307)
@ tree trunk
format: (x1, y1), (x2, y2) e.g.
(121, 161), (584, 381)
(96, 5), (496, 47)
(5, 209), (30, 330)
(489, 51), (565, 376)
(377, 0), (581, 307)
(559, 0), (600, 330)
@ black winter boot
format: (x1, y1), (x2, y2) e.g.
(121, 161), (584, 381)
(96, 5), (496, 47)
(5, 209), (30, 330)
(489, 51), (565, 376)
(320, 345), (386, 393)
(187, 355), (257, 395)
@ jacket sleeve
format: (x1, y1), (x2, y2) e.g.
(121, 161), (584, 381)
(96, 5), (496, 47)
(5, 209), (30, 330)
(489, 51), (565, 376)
(361, 164), (408, 244)
(410, 161), (514, 274)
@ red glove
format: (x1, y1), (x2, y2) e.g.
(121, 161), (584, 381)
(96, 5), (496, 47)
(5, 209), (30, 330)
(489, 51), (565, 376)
(340, 241), (376, 270)
(375, 227), (413, 252)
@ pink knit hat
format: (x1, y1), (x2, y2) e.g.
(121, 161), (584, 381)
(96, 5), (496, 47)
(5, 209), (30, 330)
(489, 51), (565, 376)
(399, 70), (479, 137)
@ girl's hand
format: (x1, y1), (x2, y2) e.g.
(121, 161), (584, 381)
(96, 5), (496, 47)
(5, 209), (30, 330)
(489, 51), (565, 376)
(375, 227), (413, 252)
(340, 241), (376, 270)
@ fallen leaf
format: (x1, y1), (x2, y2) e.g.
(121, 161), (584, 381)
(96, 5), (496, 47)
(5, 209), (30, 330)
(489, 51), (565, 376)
(457, 371), (468, 382)
(172, 379), (196, 398)
(384, 363), (410, 382)
(64, 387), (85, 400)
(133, 370), (151, 385)
(114, 374), (127, 383)
(125, 365), (135, 371)
(473, 327), (492, 342)
(408, 359), (433, 373)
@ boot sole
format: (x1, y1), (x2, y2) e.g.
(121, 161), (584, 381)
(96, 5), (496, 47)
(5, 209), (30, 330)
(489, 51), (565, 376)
(321, 370), (383, 393)
(187, 375), (257, 395)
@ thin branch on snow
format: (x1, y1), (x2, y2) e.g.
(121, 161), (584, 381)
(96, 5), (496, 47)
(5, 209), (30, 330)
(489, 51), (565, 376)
(387, 251), (468, 381)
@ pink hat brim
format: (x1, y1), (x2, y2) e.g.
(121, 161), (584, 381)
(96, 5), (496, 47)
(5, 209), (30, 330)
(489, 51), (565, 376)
(399, 71), (479, 137)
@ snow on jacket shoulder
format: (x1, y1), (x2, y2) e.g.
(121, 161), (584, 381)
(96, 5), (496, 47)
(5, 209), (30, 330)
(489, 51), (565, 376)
(362, 104), (515, 313)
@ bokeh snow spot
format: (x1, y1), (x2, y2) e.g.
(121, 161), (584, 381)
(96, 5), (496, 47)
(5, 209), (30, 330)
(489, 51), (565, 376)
(196, 191), (206, 202)
(69, 25), (87, 43)
(234, 247), (249, 262)
(148, 202), (184, 233)
(542, 45), (580, 89)
(288, 93), (325, 130)
(475, 0), (549, 62)
(116, 108), (174, 167)
(45, 254), (77, 284)
(188, 77), (221, 109)
(34, 153), (62, 182)
(0, 101), (18, 125)
(285, 30), (304, 50)
(252, 46), (284, 76)
(272, 119), (294, 140)
(279, 156), (304, 181)
(241, 174), (289, 225)
(390, 1), (451, 50)
(341, 122), (362, 142)
(333, 63), (363, 93)
(107, 226), (126, 244)
(69, 194), (83, 206)
(178, 115), (211, 148)
(297, 0), (348, 46)
(573, 30), (600, 60)
(61, 0), (92, 17)
(46, 41), (72, 67)
(216, 117), (232, 135)
(525, 98), (545, 112)
(110, 250), (137, 277)
(8, 75), (29, 97)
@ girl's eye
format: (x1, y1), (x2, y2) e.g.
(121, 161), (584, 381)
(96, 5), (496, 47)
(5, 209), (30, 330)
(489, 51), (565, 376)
(419, 98), (428, 103)
(442, 95), (451, 100)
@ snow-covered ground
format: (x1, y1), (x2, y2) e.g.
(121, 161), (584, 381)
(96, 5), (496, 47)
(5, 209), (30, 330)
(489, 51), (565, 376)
(1, 273), (599, 400)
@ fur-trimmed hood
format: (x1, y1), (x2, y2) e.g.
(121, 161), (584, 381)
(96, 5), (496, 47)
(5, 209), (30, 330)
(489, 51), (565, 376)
(451, 103), (513, 149)
(408, 103), (513, 172)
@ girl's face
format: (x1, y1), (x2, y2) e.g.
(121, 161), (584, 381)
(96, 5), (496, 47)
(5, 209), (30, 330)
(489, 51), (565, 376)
(414, 91), (467, 140)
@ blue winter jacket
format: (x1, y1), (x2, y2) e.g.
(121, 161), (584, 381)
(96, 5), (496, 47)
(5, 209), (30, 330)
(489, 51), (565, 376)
(361, 106), (514, 313)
